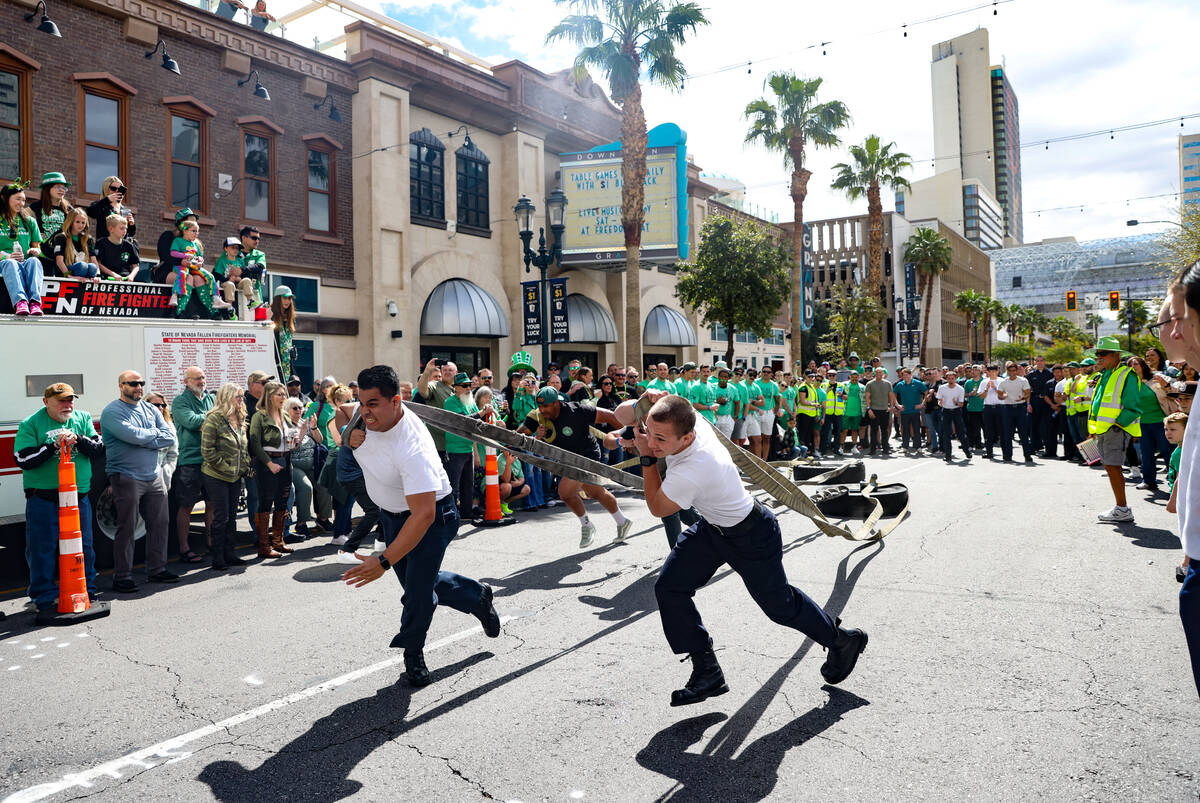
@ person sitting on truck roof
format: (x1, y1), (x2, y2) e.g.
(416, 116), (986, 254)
(14, 383), (105, 616)
(46, 208), (99, 281)
(94, 214), (140, 282)
(1, 182), (45, 316)
(155, 208), (197, 285)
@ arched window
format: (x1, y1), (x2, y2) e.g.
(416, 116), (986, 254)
(455, 139), (490, 236)
(410, 127), (445, 226)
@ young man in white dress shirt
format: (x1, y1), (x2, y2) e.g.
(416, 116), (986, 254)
(627, 393), (868, 705)
(342, 365), (502, 688)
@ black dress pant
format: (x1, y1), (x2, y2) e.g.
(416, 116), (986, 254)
(203, 474), (241, 565)
(867, 410), (891, 452)
(254, 455), (291, 514)
(965, 409), (984, 449)
(446, 452), (475, 517)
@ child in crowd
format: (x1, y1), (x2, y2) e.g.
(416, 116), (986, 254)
(1166, 411), (1190, 583)
(47, 208), (99, 280)
(169, 220), (229, 316)
(94, 214), (140, 281)
(214, 236), (261, 310)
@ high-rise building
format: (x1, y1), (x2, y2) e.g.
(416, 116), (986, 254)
(898, 28), (1023, 250)
(1181, 133), (1200, 210)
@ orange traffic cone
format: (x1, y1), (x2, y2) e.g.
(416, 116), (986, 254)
(472, 446), (515, 528)
(37, 444), (110, 625)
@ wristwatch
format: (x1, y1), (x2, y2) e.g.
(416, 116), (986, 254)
(377, 554), (391, 571)
(639, 456), (657, 467)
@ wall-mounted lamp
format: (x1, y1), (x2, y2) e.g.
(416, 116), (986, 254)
(24, 1), (61, 37)
(313, 95), (341, 122)
(238, 69), (270, 100)
(145, 40), (181, 75)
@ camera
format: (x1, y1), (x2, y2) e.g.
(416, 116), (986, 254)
(387, 299), (399, 318)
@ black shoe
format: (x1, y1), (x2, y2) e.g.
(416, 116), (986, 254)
(211, 563), (229, 571)
(821, 627), (868, 685)
(225, 554), (248, 566)
(112, 578), (138, 593)
(283, 533), (306, 544)
(403, 649), (432, 687)
(475, 583), (502, 638)
(1024, 457), (1035, 465)
(670, 649), (729, 706)
(148, 571), (180, 584)
(294, 523), (310, 536)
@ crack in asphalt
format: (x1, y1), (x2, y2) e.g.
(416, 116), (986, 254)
(85, 624), (212, 727)
(401, 743), (495, 799)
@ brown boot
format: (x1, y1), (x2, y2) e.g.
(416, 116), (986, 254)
(256, 513), (281, 558)
(271, 511), (293, 554)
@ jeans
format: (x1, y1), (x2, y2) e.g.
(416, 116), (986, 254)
(341, 476), (381, 551)
(109, 472), (170, 579)
(655, 506), (837, 655)
(602, 444), (625, 466)
(66, 261), (99, 279)
(2, 256), (43, 305)
(939, 407), (970, 459)
(254, 456), (291, 514)
(820, 415), (841, 453)
(1181, 562), (1200, 697)
(900, 412), (922, 449)
(446, 452), (475, 517)
(243, 474), (259, 528)
(379, 495), (484, 650)
(1138, 421), (1174, 486)
(923, 410), (942, 451)
(867, 410), (891, 452)
(26, 495), (96, 608)
(1001, 405), (1033, 461)
(334, 493), (356, 537)
(202, 474), (241, 566)
(524, 463), (545, 508)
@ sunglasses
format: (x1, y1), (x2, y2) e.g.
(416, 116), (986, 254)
(151, 402), (167, 409)
(123, 380), (145, 387)
(111, 186), (127, 194)
(248, 235), (260, 241)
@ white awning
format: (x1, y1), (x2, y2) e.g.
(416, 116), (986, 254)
(566, 294), (618, 343)
(420, 279), (509, 338)
(643, 305), (696, 347)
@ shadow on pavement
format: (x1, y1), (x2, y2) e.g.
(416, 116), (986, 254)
(636, 540), (884, 801)
(479, 546), (625, 598)
(1116, 525), (1182, 550)
(636, 687), (870, 802)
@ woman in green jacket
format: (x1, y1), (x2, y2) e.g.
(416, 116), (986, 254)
(249, 381), (296, 557)
(201, 383), (251, 570)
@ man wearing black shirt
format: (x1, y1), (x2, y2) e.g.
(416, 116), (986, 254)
(1025, 356), (1054, 456)
(518, 387), (632, 548)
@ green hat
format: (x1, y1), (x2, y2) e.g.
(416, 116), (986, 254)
(1067, 361), (1080, 368)
(535, 386), (563, 404)
(508, 351), (535, 376)
(1084, 336), (1134, 361)
(452, 371), (471, 386)
(39, 171), (70, 188)
(174, 207), (197, 225)
(1081, 357), (1097, 366)
(273, 285), (293, 299)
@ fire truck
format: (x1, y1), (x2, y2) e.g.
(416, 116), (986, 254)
(1, 276), (276, 578)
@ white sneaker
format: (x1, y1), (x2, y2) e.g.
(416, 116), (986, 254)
(579, 521), (596, 549)
(373, 539), (387, 552)
(614, 519), (633, 543)
(546, 499), (561, 508)
(335, 550), (360, 564)
(1135, 482), (1156, 490)
(1097, 506), (1135, 524)
(851, 446), (861, 456)
(330, 535), (348, 546)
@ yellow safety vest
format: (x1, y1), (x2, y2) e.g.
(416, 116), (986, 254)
(1087, 366), (1141, 437)
(823, 381), (845, 415)
(798, 383), (819, 417)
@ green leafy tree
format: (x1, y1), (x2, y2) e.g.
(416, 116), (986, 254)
(1084, 312), (1104, 342)
(744, 73), (850, 366)
(982, 296), (1007, 363)
(953, 288), (987, 359)
(903, 226), (952, 365)
(1044, 341), (1082, 364)
(1118, 299), (1151, 336)
(1161, 203), (1200, 275)
(1045, 315), (1076, 342)
(817, 284), (887, 363)
(991, 342), (1031, 364)
(548, 0), (708, 369)
(675, 216), (792, 366)
(830, 135), (911, 290)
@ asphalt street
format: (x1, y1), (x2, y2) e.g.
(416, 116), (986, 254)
(0, 451), (1196, 802)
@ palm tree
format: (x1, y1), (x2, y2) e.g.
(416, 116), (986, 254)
(1119, 299), (1150, 336)
(548, 0), (708, 370)
(830, 135), (911, 291)
(903, 226), (952, 365)
(981, 296), (1005, 363)
(745, 73), (850, 366)
(1045, 315), (1075, 342)
(953, 288), (987, 360)
(1085, 312), (1103, 342)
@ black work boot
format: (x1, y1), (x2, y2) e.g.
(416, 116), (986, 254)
(475, 583), (502, 638)
(403, 649), (432, 687)
(820, 626), (868, 685)
(670, 649), (729, 706)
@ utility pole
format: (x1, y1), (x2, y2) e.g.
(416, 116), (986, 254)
(1126, 284), (1133, 353)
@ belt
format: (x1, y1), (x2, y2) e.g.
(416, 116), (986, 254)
(709, 498), (767, 538)
(264, 450), (290, 458)
(381, 493), (456, 521)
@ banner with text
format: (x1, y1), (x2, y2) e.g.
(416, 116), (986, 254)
(549, 278), (570, 344)
(26, 278), (173, 318)
(522, 281), (542, 346)
(144, 327), (276, 403)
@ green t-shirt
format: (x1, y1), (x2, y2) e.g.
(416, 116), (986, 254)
(442, 393), (480, 453)
(962, 378), (985, 412)
(1169, 445), (1181, 489)
(213, 252), (245, 280)
(780, 385), (797, 416)
(0, 214), (42, 256)
(843, 381), (863, 417)
(644, 377), (674, 394)
(171, 236), (203, 265)
(713, 382), (736, 417)
(1136, 380), (1165, 425)
(15, 408), (97, 492)
(687, 379), (716, 423)
(757, 379), (780, 413)
(673, 378), (689, 396)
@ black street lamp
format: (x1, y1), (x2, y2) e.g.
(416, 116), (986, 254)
(145, 40), (181, 75)
(24, 1), (61, 36)
(238, 70), (270, 100)
(515, 188), (568, 378)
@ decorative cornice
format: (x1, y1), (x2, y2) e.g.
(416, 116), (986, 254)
(72, 72), (139, 95)
(162, 95), (217, 117)
(236, 115), (285, 135)
(79, 0), (356, 91)
(301, 133), (344, 151)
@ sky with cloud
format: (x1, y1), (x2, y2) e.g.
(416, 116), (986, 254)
(279, 0), (1198, 244)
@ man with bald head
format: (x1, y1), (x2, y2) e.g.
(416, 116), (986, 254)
(102, 369), (178, 592)
(171, 366), (214, 562)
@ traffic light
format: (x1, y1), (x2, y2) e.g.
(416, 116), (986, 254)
(1065, 291), (1077, 312)
(1108, 290), (1121, 311)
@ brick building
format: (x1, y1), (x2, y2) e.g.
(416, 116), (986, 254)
(3, 0), (357, 381)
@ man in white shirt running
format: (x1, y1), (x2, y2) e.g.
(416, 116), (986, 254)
(343, 365), (502, 688)
(624, 393), (868, 705)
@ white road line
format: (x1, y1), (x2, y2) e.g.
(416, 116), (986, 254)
(3, 617), (515, 803)
(882, 460), (939, 478)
